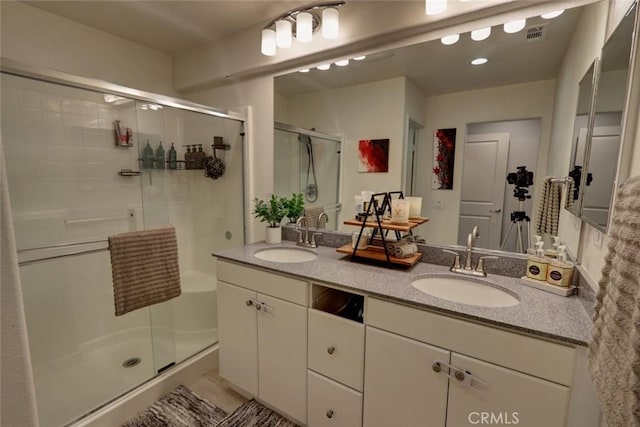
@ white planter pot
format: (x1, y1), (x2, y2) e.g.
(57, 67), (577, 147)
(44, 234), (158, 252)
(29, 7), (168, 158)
(265, 226), (282, 244)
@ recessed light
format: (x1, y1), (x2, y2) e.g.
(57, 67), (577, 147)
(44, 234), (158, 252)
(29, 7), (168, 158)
(299, 69), (310, 73)
(471, 27), (491, 41)
(335, 59), (350, 66)
(441, 34), (460, 45)
(317, 64), (331, 70)
(425, 0), (447, 15)
(471, 57), (488, 65)
(504, 19), (526, 33)
(353, 55), (367, 61)
(541, 10), (564, 19)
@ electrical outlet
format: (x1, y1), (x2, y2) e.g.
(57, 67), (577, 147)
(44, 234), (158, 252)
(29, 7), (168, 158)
(433, 199), (443, 209)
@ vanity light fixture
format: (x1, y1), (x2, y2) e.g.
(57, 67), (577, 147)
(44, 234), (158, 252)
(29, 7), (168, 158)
(504, 18), (526, 33)
(261, 1), (345, 55)
(353, 55), (366, 60)
(541, 9), (564, 19)
(317, 64), (331, 70)
(426, 0), (447, 15)
(335, 59), (350, 66)
(441, 34), (460, 45)
(471, 57), (488, 65)
(471, 27), (491, 41)
(299, 68), (310, 73)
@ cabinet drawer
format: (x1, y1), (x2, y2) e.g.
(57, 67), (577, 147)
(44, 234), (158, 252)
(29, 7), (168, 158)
(308, 370), (363, 427)
(367, 298), (576, 386)
(308, 309), (365, 391)
(217, 260), (308, 305)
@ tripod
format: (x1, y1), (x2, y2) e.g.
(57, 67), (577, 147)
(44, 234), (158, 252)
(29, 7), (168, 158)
(500, 199), (531, 253)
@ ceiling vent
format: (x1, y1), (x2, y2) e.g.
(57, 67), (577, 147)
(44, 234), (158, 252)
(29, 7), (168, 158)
(526, 25), (546, 42)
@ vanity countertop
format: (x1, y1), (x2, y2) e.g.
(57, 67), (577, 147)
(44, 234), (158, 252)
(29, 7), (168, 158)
(213, 241), (593, 346)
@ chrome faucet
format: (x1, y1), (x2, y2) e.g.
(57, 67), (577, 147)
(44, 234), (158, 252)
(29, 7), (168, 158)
(318, 212), (329, 229)
(295, 216), (322, 248)
(442, 226), (497, 277)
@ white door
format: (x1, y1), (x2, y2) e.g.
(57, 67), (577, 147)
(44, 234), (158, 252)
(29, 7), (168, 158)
(446, 353), (570, 427)
(258, 294), (308, 424)
(217, 282), (258, 395)
(458, 133), (509, 249)
(363, 327), (449, 427)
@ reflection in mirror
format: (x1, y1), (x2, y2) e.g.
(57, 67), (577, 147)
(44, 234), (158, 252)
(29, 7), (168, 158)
(582, 2), (637, 231)
(566, 61), (597, 216)
(274, 4), (595, 254)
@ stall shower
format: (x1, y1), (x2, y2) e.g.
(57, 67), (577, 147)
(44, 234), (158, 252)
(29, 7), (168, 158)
(1, 69), (245, 426)
(274, 122), (341, 228)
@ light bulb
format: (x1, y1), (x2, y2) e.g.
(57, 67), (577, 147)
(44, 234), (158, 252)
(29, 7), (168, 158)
(275, 20), (292, 48)
(297, 12), (313, 42)
(317, 64), (331, 70)
(503, 18), (526, 33)
(353, 55), (366, 61)
(299, 69), (310, 73)
(471, 27), (491, 41)
(261, 28), (276, 56)
(426, 0), (447, 15)
(541, 10), (564, 19)
(335, 59), (349, 66)
(471, 57), (488, 65)
(441, 34), (460, 45)
(322, 8), (339, 39)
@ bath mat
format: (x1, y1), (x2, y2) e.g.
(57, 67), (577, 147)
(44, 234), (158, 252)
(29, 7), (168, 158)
(121, 385), (227, 427)
(217, 399), (299, 427)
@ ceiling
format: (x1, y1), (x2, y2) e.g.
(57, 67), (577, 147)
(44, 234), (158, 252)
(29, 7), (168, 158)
(275, 6), (582, 97)
(22, 0), (314, 54)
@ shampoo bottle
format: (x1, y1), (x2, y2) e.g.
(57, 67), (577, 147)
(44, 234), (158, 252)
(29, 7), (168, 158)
(168, 143), (177, 170)
(142, 140), (154, 169)
(184, 145), (192, 169)
(155, 142), (165, 169)
(526, 242), (548, 281)
(546, 245), (574, 287)
(196, 144), (206, 169)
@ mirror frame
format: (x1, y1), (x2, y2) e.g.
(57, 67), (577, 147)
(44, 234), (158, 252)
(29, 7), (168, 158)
(580, 1), (640, 233)
(566, 59), (599, 217)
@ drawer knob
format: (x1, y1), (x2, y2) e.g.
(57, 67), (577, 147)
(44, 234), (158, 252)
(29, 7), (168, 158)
(245, 300), (253, 306)
(432, 362), (441, 373)
(327, 346), (336, 355)
(455, 370), (465, 381)
(326, 409), (334, 419)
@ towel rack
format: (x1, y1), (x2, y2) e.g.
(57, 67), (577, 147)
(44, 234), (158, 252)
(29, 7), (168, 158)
(64, 212), (134, 225)
(18, 247), (109, 266)
(18, 238), (111, 266)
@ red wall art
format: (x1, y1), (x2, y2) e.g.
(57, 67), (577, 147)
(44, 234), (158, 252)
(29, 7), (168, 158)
(432, 128), (456, 190)
(358, 139), (389, 173)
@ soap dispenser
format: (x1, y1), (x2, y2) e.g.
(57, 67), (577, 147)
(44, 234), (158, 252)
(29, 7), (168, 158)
(155, 142), (165, 169)
(526, 241), (548, 281)
(545, 236), (561, 259)
(142, 140), (154, 169)
(184, 145), (192, 169)
(168, 143), (177, 170)
(196, 144), (206, 169)
(546, 245), (574, 287)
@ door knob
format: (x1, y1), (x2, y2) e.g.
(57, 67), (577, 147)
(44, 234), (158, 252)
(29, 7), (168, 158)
(326, 410), (334, 419)
(489, 208), (502, 213)
(245, 300), (253, 306)
(432, 362), (442, 373)
(327, 346), (336, 355)
(455, 370), (465, 381)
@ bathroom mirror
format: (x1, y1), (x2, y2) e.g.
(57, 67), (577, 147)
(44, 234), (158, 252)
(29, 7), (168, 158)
(581, 2), (637, 231)
(566, 61), (597, 216)
(274, 3), (598, 254)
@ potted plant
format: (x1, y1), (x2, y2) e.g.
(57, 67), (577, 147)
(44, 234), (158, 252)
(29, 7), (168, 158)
(252, 195), (286, 244)
(283, 193), (305, 223)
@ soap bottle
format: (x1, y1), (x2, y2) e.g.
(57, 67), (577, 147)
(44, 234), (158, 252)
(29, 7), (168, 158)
(155, 142), (165, 169)
(168, 143), (177, 170)
(196, 144), (206, 169)
(545, 236), (560, 259)
(526, 242), (548, 281)
(184, 145), (192, 169)
(142, 140), (154, 169)
(527, 235), (542, 255)
(546, 245), (574, 287)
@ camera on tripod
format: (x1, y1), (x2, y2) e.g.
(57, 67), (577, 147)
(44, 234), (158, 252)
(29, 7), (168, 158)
(507, 166), (534, 201)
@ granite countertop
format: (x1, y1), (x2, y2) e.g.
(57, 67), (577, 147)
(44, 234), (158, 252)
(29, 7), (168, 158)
(213, 241), (593, 346)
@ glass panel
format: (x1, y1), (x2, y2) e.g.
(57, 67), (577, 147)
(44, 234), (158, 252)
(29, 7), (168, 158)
(1, 73), (154, 427)
(274, 127), (341, 229)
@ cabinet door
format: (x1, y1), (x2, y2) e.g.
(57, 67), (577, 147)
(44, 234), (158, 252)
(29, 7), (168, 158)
(258, 294), (308, 424)
(308, 370), (363, 427)
(217, 282), (258, 395)
(446, 353), (570, 427)
(363, 327), (449, 427)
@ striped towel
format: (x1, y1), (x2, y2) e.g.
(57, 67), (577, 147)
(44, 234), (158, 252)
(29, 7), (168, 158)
(535, 177), (561, 235)
(304, 206), (326, 229)
(109, 226), (181, 316)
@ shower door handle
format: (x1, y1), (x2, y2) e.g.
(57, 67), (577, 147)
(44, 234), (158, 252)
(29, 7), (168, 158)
(489, 208), (502, 213)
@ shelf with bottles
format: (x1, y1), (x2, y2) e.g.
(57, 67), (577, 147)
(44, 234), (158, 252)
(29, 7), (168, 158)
(138, 136), (230, 172)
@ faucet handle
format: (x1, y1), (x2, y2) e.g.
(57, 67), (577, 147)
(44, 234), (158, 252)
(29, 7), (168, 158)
(294, 229), (304, 243)
(475, 256), (498, 275)
(442, 249), (461, 270)
(310, 232), (322, 248)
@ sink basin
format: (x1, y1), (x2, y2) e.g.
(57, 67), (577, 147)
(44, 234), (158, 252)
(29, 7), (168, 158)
(411, 275), (519, 307)
(254, 247), (318, 263)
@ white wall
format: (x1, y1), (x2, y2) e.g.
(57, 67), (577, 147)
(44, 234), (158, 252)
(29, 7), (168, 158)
(281, 77), (407, 228)
(0, 1), (176, 96)
(416, 80), (556, 246)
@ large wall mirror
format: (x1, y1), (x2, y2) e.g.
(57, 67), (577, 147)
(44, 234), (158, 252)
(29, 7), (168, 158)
(274, 2), (603, 254)
(581, 1), (638, 231)
(566, 61), (597, 216)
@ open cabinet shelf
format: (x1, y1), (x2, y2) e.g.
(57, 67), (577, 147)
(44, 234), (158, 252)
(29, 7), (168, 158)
(336, 243), (423, 266)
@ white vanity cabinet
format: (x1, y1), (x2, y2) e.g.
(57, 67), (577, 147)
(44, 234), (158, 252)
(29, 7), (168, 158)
(217, 261), (308, 424)
(364, 297), (576, 427)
